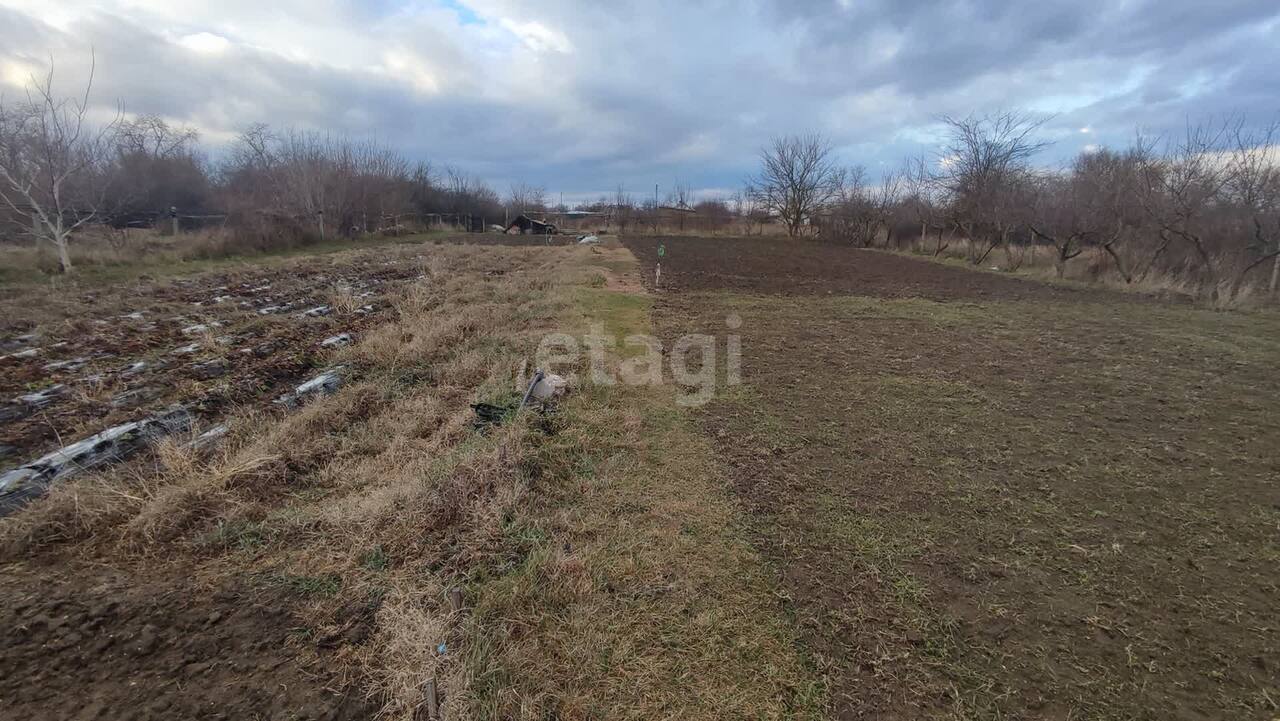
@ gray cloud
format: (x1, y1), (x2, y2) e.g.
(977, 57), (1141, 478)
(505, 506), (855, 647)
(1, 0), (1276, 198)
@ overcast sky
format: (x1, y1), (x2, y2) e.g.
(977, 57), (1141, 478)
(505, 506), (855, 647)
(2, 0), (1277, 203)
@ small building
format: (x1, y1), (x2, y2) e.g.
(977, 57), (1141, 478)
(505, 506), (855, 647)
(504, 214), (558, 235)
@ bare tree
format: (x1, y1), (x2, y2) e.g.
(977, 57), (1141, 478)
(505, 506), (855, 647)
(0, 56), (118, 272)
(1222, 121), (1280, 298)
(507, 181), (547, 215)
(902, 155), (947, 255)
(115, 114), (198, 158)
(747, 133), (840, 237)
(108, 114), (209, 224)
(1138, 120), (1239, 300)
(938, 112), (1051, 264)
(824, 166), (877, 245)
(612, 183), (633, 233)
(667, 180), (692, 209)
(1066, 146), (1150, 282)
(1027, 171), (1089, 278)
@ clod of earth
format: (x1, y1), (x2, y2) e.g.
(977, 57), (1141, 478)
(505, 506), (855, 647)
(274, 366), (346, 408)
(0, 406), (192, 515)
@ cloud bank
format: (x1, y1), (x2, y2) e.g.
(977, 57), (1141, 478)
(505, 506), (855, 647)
(2, 0), (1276, 201)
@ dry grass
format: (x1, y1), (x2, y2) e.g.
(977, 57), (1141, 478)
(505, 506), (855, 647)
(0, 226), (447, 289)
(894, 234), (1277, 308)
(0, 239), (819, 718)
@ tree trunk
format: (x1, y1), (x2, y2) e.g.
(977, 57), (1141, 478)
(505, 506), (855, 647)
(56, 236), (73, 273)
(1184, 235), (1218, 302)
(1102, 242), (1132, 283)
(1230, 251), (1280, 303)
(1136, 231), (1172, 281)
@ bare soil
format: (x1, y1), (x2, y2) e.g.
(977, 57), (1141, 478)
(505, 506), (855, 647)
(624, 234), (1112, 301)
(0, 563), (375, 721)
(636, 234), (1280, 719)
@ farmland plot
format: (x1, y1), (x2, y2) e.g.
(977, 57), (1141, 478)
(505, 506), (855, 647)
(625, 235), (1280, 720)
(0, 236), (818, 720)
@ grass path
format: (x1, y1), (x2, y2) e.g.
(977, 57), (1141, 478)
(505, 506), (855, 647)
(458, 245), (825, 718)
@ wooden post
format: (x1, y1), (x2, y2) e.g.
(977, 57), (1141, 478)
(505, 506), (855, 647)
(423, 677), (439, 720)
(448, 587), (463, 613)
(171, 207), (180, 236)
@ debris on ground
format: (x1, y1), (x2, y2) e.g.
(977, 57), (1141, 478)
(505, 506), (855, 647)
(42, 357), (89, 372)
(188, 424), (229, 453)
(181, 322), (223, 335)
(0, 406), (193, 514)
(120, 361), (150, 376)
(320, 333), (352, 349)
(15, 384), (65, 409)
(299, 305), (333, 318)
(275, 366), (346, 407)
(529, 373), (568, 401)
(577, 234), (601, 244)
(2, 348), (40, 361)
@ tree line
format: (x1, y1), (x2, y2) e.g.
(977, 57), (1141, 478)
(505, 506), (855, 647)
(747, 114), (1280, 302)
(0, 62), (513, 272)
